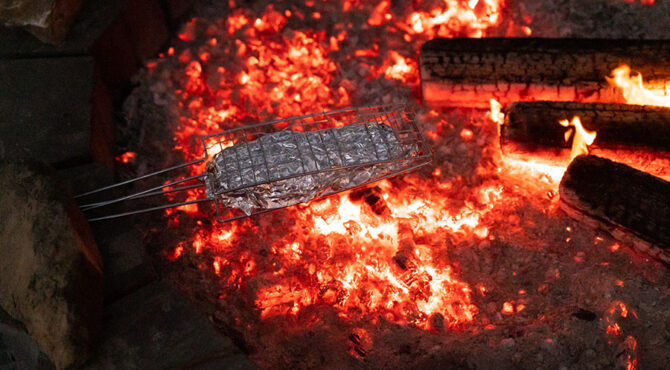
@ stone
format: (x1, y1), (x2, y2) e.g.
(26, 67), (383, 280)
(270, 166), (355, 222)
(0, 307), (55, 370)
(86, 281), (257, 369)
(0, 56), (93, 166)
(57, 162), (112, 197)
(91, 220), (156, 302)
(123, 0), (169, 61)
(0, 0), (86, 43)
(163, 0), (197, 21)
(0, 161), (103, 369)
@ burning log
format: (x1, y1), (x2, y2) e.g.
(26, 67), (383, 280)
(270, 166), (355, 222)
(500, 101), (670, 174)
(420, 38), (670, 108)
(559, 155), (670, 264)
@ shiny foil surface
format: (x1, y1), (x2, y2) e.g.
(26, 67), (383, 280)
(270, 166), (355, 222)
(204, 122), (413, 215)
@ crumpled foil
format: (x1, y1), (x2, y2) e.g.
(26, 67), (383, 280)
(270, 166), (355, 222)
(204, 122), (413, 215)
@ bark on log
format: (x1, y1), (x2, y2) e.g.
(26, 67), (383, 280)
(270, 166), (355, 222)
(559, 155), (670, 264)
(500, 101), (670, 178)
(420, 38), (670, 108)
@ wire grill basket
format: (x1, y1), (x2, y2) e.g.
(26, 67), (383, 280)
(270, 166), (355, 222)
(78, 104), (433, 223)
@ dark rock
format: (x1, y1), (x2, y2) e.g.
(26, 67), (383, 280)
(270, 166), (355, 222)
(123, 0), (169, 61)
(0, 56), (93, 166)
(92, 220), (157, 302)
(90, 15), (139, 96)
(0, 161), (103, 369)
(0, 0), (126, 59)
(573, 308), (597, 321)
(90, 69), (116, 170)
(0, 0), (86, 44)
(163, 0), (197, 21)
(0, 307), (55, 370)
(86, 281), (257, 369)
(57, 162), (112, 196)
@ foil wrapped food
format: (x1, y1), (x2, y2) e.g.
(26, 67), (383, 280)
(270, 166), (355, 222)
(204, 121), (414, 215)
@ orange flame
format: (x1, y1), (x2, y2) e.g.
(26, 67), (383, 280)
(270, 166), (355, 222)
(489, 98), (504, 125)
(607, 65), (670, 107)
(559, 116), (597, 160)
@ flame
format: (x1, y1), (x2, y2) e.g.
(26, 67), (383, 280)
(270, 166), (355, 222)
(489, 98), (504, 125)
(607, 65), (670, 107)
(559, 116), (597, 160)
(502, 157), (566, 184)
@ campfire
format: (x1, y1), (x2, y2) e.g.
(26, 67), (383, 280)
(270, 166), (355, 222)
(114, 0), (670, 368)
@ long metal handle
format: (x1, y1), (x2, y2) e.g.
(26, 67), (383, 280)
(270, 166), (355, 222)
(87, 198), (212, 222)
(77, 154), (212, 221)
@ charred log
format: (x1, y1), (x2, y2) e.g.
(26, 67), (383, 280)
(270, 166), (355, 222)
(500, 101), (670, 174)
(349, 185), (390, 216)
(420, 38), (670, 108)
(559, 155), (670, 264)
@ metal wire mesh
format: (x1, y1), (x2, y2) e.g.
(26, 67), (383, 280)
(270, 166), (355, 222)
(202, 104), (432, 222)
(78, 104), (432, 222)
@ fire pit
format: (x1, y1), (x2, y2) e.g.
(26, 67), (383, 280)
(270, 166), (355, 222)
(113, 0), (670, 368)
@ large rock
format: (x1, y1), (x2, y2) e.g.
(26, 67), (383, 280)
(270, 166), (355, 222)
(0, 307), (55, 369)
(86, 281), (257, 369)
(0, 0), (86, 43)
(0, 56), (93, 166)
(0, 161), (103, 369)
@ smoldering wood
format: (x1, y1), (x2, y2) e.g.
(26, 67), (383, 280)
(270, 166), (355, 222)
(500, 101), (670, 172)
(559, 155), (670, 264)
(420, 38), (670, 108)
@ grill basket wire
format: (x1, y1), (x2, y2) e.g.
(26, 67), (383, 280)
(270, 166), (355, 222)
(77, 104), (433, 223)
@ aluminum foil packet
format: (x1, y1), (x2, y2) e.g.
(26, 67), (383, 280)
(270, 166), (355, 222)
(204, 121), (414, 215)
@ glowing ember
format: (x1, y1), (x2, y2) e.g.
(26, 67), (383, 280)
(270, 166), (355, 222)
(402, 0), (504, 39)
(608, 65), (670, 107)
(383, 51), (416, 83)
(501, 301), (514, 315)
(559, 116), (597, 160)
(165, 243), (184, 261)
(115, 151), (136, 164)
(249, 178), (506, 328)
(606, 322), (621, 336)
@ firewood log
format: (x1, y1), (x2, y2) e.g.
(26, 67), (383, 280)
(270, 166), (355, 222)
(500, 101), (670, 175)
(420, 38), (670, 108)
(559, 155), (670, 264)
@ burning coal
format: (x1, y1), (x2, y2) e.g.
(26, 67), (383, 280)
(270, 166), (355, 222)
(145, 0), (515, 331)
(121, 0), (670, 368)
